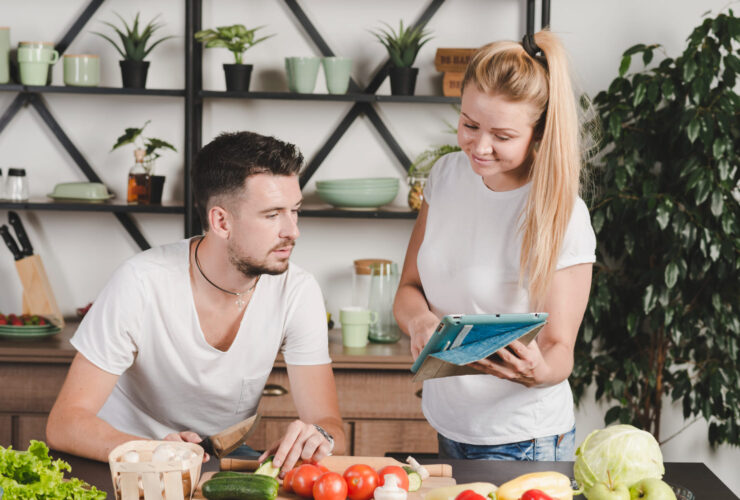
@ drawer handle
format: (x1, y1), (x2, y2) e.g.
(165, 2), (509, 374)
(415, 389), (423, 399)
(263, 384), (288, 397)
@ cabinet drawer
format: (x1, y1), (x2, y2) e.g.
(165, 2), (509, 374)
(244, 417), (353, 455)
(258, 369), (424, 419)
(353, 420), (438, 456)
(0, 364), (68, 412)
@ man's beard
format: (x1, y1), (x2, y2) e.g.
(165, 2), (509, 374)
(227, 241), (294, 278)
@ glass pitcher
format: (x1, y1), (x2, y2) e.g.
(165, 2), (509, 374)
(368, 262), (402, 343)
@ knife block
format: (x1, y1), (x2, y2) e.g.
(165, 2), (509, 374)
(15, 254), (64, 328)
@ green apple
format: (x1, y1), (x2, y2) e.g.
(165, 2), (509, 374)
(629, 478), (677, 500)
(586, 482), (631, 500)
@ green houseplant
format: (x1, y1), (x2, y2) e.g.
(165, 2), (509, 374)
(112, 120), (176, 204)
(370, 20), (433, 96)
(194, 24), (274, 91)
(571, 9), (740, 447)
(93, 12), (174, 89)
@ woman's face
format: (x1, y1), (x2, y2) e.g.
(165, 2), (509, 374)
(457, 86), (539, 191)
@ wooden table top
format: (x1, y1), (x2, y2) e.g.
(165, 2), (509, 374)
(0, 320), (415, 370)
(52, 451), (739, 500)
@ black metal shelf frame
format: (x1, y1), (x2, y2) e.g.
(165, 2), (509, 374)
(0, 0), (551, 247)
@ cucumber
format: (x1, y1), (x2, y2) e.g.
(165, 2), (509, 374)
(212, 471), (251, 479)
(403, 466), (423, 492)
(254, 455), (281, 478)
(201, 474), (280, 500)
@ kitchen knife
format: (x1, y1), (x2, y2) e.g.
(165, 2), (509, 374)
(0, 225), (23, 261)
(8, 211), (33, 257)
(200, 414), (261, 459)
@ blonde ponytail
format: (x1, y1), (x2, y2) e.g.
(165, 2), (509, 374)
(462, 30), (586, 308)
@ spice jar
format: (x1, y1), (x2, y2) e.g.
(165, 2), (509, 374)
(407, 175), (428, 211)
(6, 168), (29, 201)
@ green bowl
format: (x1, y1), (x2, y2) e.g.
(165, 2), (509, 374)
(316, 178), (398, 189)
(48, 182), (113, 200)
(316, 184), (399, 208)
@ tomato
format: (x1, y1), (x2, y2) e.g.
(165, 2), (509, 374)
(292, 463), (323, 498)
(313, 472), (348, 500)
(520, 489), (554, 500)
(377, 465), (409, 491)
(343, 464), (379, 500)
(315, 463), (330, 474)
(282, 467), (297, 493)
(455, 490), (487, 500)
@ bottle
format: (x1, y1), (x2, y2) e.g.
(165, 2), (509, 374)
(127, 149), (150, 204)
(6, 168), (29, 201)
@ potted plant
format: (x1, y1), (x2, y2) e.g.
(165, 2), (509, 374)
(571, 9), (739, 447)
(112, 120), (177, 204)
(194, 24), (274, 92)
(93, 12), (174, 89)
(370, 20), (433, 96)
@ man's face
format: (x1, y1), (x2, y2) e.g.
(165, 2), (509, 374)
(226, 174), (302, 277)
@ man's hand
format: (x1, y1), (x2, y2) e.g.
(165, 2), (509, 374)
(258, 420), (332, 472)
(163, 431), (210, 462)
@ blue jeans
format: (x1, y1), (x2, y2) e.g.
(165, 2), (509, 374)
(437, 426), (576, 461)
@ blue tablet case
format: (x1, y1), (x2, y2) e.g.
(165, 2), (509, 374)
(411, 313), (548, 382)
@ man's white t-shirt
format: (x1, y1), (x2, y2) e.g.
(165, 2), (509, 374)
(71, 238), (331, 439)
(417, 151), (596, 445)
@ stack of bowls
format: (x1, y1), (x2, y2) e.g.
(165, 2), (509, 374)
(316, 177), (399, 209)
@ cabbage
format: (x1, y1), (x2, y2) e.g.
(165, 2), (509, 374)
(574, 424), (665, 493)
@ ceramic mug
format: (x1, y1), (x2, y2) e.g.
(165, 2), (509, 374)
(339, 306), (379, 348)
(63, 54), (100, 86)
(285, 56), (320, 93)
(18, 42), (58, 85)
(0, 28), (10, 84)
(322, 56), (352, 94)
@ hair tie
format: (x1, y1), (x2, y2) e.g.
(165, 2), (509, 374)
(521, 34), (547, 68)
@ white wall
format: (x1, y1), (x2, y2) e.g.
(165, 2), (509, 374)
(1, 0), (737, 494)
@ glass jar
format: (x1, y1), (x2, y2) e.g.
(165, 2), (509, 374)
(127, 149), (150, 204)
(407, 175), (428, 212)
(6, 167), (29, 201)
(367, 261), (402, 344)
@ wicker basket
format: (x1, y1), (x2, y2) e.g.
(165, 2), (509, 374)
(108, 440), (204, 500)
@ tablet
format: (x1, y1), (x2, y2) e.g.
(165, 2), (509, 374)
(410, 312), (548, 374)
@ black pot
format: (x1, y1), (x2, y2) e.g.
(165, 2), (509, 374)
(223, 63), (253, 92)
(149, 175), (165, 204)
(119, 60), (150, 89)
(389, 66), (419, 96)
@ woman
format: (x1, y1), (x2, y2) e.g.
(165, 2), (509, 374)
(393, 30), (596, 461)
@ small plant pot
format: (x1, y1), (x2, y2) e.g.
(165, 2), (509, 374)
(149, 175), (165, 204)
(223, 63), (253, 92)
(119, 60), (150, 89)
(389, 66), (419, 96)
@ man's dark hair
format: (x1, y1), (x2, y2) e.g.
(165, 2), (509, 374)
(192, 131), (303, 229)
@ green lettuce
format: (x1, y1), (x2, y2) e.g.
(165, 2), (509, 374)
(0, 440), (106, 499)
(574, 424), (665, 494)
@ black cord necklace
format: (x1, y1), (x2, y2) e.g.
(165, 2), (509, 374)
(194, 237), (258, 308)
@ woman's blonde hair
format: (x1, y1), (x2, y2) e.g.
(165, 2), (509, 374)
(461, 30), (585, 307)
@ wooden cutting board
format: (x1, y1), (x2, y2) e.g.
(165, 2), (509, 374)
(194, 456), (456, 500)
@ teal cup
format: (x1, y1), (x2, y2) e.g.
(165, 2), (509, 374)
(0, 28), (10, 84)
(339, 307), (379, 348)
(18, 42), (58, 85)
(285, 56), (320, 93)
(63, 54), (100, 86)
(322, 56), (352, 94)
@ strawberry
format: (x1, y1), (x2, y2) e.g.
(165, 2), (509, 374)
(11, 317), (23, 326)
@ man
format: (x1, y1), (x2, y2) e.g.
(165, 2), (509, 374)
(46, 131), (344, 470)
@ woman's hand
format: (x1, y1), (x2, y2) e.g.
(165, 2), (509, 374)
(408, 312), (441, 360)
(258, 420), (332, 472)
(163, 430), (210, 462)
(468, 340), (549, 387)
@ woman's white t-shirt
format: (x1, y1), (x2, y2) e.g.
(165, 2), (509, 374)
(417, 151), (596, 445)
(71, 239), (330, 439)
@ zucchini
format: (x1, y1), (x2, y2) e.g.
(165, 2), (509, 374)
(254, 455), (281, 478)
(402, 466), (423, 492)
(201, 474), (280, 500)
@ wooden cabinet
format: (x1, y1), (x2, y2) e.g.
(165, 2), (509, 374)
(0, 325), (438, 456)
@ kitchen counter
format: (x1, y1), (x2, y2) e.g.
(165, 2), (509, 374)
(50, 450), (740, 500)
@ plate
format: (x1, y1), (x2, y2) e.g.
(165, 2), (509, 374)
(0, 325), (61, 340)
(47, 193), (115, 202)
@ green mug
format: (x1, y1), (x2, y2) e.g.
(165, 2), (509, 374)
(339, 307), (379, 348)
(322, 56), (352, 94)
(63, 54), (100, 86)
(18, 42), (58, 85)
(0, 28), (10, 84)
(285, 56), (320, 93)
